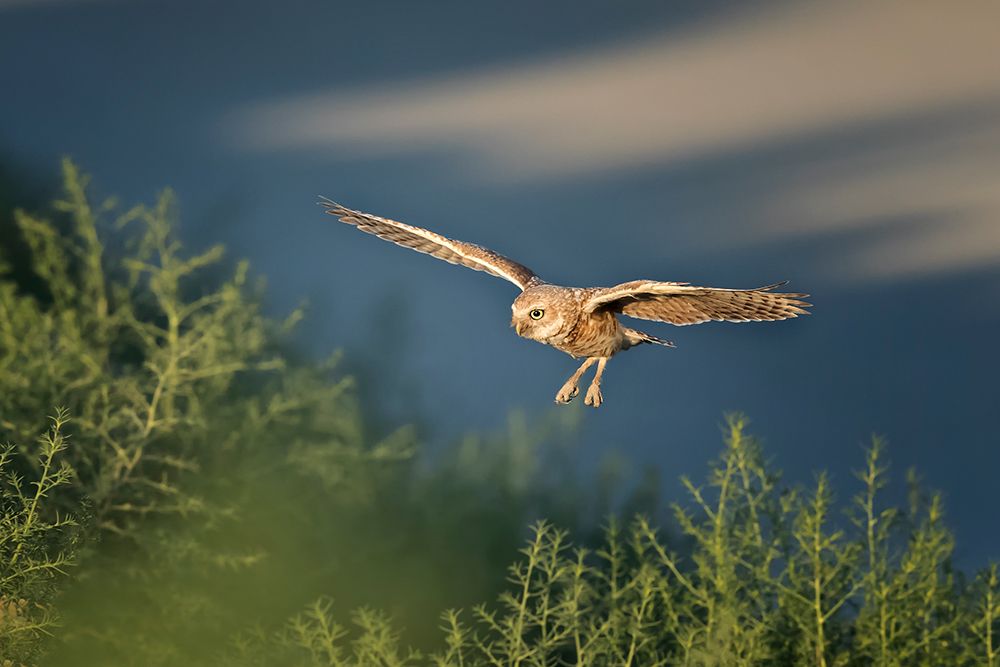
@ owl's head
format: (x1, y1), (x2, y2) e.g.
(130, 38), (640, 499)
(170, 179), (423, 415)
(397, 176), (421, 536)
(511, 286), (573, 343)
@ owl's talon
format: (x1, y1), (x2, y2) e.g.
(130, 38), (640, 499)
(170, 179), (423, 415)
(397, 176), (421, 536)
(584, 384), (603, 408)
(555, 383), (579, 404)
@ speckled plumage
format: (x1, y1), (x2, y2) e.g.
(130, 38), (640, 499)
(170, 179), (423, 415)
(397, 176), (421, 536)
(321, 199), (811, 408)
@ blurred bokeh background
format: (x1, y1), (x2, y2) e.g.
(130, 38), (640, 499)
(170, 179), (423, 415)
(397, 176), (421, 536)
(2, 0), (999, 616)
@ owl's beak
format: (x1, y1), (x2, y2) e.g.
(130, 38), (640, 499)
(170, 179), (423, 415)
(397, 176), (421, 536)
(514, 320), (524, 336)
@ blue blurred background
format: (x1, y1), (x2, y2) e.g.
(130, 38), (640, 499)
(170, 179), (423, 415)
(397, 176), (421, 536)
(2, 0), (998, 565)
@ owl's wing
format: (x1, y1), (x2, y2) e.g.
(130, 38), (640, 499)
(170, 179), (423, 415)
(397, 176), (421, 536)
(321, 198), (541, 291)
(584, 280), (810, 325)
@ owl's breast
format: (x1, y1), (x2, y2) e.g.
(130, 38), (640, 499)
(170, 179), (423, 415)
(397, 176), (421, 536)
(551, 310), (625, 358)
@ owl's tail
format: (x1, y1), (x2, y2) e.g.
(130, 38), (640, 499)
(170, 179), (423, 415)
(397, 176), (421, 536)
(624, 328), (675, 349)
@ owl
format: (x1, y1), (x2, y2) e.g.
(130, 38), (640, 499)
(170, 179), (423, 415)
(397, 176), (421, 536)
(321, 199), (810, 408)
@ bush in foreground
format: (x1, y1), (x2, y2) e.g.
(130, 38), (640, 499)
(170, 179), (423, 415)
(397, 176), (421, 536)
(0, 413), (79, 665)
(228, 418), (999, 667)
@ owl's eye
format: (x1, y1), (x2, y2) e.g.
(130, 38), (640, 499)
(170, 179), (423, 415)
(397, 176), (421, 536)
(529, 308), (545, 320)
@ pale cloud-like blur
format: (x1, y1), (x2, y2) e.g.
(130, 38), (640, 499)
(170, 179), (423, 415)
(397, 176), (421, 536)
(230, 0), (1000, 281)
(231, 1), (999, 174)
(761, 117), (1000, 282)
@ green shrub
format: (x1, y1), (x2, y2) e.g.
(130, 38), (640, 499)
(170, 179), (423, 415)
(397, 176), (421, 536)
(1, 160), (408, 665)
(0, 412), (79, 665)
(1, 160), (401, 537)
(230, 417), (999, 667)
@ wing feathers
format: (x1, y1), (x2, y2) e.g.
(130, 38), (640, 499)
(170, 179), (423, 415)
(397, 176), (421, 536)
(586, 280), (811, 326)
(320, 198), (540, 291)
(320, 198), (810, 325)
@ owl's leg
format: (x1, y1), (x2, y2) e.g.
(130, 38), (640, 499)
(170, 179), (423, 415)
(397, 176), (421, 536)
(555, 357), (596, 404)
(584, 357), (608, 408)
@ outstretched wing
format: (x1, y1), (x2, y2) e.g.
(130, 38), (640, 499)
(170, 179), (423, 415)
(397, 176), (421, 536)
(320, 198), (540, 291)
(584, 280), (810, 326)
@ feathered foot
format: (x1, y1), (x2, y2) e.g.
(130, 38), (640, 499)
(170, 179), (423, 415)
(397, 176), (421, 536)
(554, 357), (595, 404)
(583, 358), (608, 409)
(584, 383), (603, 407)
(555, 381), (580, 404)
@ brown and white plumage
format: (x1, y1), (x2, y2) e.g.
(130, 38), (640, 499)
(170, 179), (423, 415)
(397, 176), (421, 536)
(320, 198), (539, 290)
(585, 280), (810, 325)
(321, 199), (811, 408)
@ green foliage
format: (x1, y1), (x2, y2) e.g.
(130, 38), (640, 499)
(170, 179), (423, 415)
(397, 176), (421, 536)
(0, 160), (409, 664)
(0, 412), (79, 664)
(233, 417), (999, 667)
(227, 598), (422, 667)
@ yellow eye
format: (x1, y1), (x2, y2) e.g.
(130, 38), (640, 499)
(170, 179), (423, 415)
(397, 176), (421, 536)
(529, 308), (544, 320)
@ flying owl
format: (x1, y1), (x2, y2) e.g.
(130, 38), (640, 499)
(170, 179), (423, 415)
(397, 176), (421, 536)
(321, 199), (810, 408)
